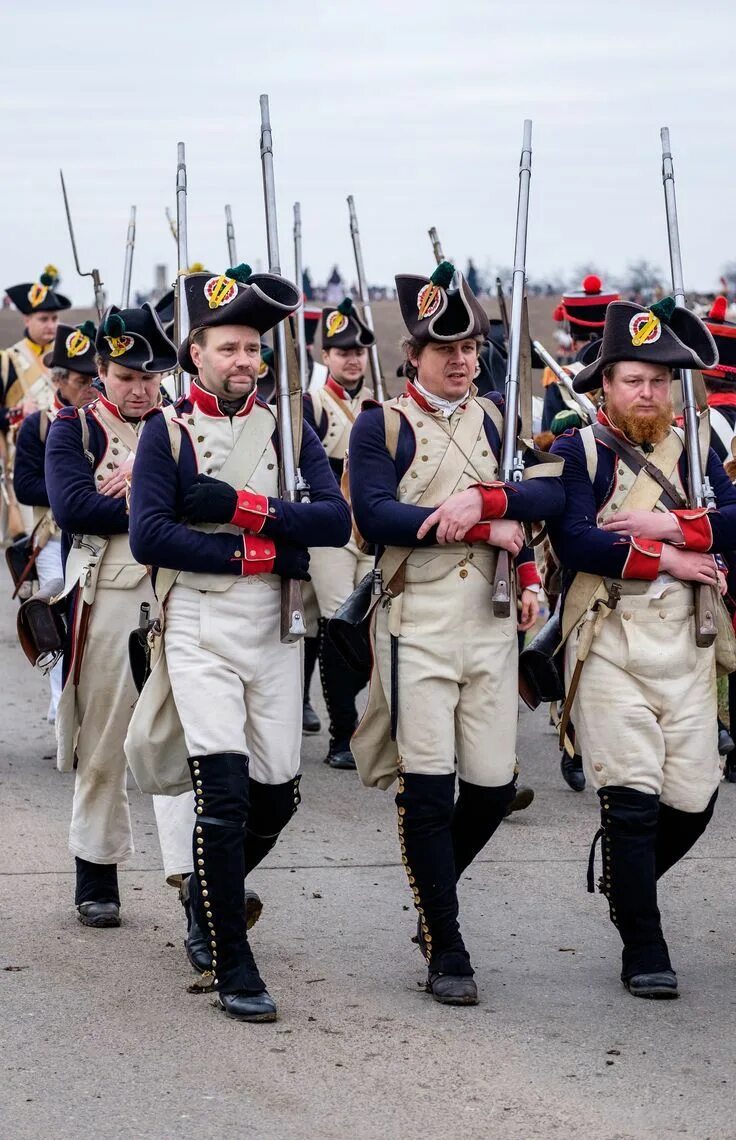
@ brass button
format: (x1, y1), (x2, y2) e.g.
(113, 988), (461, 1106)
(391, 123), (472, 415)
(112, 437), (119, 444)
(459, 559), (467, 567)
(234, 550), (242, 558)
(659, 612), (666, 620)
(618, 466), (625, 475)
(622, 611), (631, 621)
(112, 448), (119, 455)
(421, 455), (428, 462)
(481, 449), (489, 457)
(204, 451), (212, 458)
(197, 435), (204, 442)
(267, 463), (275, 470)
(459, 569), (468, 579)
(421, 437), (428, 445)
(410, 471), (418, 479)
(416, 420), (423, 427)
(593, 763), (603, 772)
(188, 417), (195, 425)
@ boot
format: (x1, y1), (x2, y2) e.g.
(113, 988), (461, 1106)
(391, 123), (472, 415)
(188, 752), (277, 1022)
(244, 776), (302, 877)
(319, 618), (366, 770)
(561, 752), (586, 792)
(594, 786), (677, 999)
(718, 719), (734, 756)
(452, 779), (516, 880)
(397, 772), (477, 1006)
(75, 857), (121, 927)
(504, 784), (535, 818)
(302, 635), (321, 734)
(179, 873), (214, 987)
(656, 791), (717, 880)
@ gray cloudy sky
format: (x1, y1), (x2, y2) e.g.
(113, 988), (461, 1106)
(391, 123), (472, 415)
(2, 0), (733, 307)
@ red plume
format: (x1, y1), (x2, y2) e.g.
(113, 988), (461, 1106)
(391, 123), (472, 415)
(710, 295), (728, 321)
(582, 274), (602, 294)
(552, 304), (565, 322)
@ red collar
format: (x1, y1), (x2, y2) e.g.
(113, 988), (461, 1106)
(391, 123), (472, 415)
(406, 380), (470, 415)
(190, 380), (257, 419)
(326, 376), (364, 401)
(53, 391), (68, 413)
(707, 392), (736, 408)
(97, 393), (126, 421)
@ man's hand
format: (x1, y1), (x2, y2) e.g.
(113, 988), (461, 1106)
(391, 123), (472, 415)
(487, 519), (524, 557)
(518, 588), (539, 632)
(183, 474), (237, 525)
(98, 455), (134, 499)
(416, 487), (484, 544)
(659, 546), (719, 585)
(600, 509), (682, 543)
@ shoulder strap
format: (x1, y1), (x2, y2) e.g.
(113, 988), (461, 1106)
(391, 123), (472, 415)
(0, 349), (9, 393)
(382, 401), (401, 460)
(76, 407), (95, 468)
(591, 422), (686, 510)
(579, 424), (598, 482)
(160, 405), (182, 465)
(39, 411), (49, 444)
(475, 394), (505, 440)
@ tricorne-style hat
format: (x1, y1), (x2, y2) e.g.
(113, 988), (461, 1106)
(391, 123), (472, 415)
(573, 298), (718, 393)
(96, 303), (177, 373)
(703, 295), (736, 381)
(43, 321), (98, 375)
(320, 297), (375, 350)
(553, 275), (620, 341)
(177, 263), (301, 374)
(6, 265), (71, 314)
(396, 260), (489, 344)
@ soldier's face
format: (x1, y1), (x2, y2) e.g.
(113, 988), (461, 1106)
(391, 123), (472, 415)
(25, 311), (59, 346)
(322, 347), (367, 388)
(191, 325), (261, 399)
(101, 361), (162, 418)
(58, 370), (96, 409)
(603, 361), (673, 420)
(410, 340), (479, 401)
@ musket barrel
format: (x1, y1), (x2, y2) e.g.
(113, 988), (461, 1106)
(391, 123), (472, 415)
(500, 119), (533, 481)
(532, 339), (597, 420)
(293, 202), (308, 393)
(347, 195), (385, 401)
(121, 205), (136, 308)
(225, 204), (238, 265)
(175, 142), (190, 397)
(428, 227), (444, 265)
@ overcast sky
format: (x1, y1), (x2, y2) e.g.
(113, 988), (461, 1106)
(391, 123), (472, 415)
(2, 0), (733, 308)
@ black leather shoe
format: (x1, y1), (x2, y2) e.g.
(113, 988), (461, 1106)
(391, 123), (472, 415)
(216, 989), (278, 1022)
(561, 754), (586, 792)
(426, 971), (478, 1005)
(624, 969), (679, 999)
(325, 741), (357, 770)
(77, 901), (121, 928)
(725, 754), (736, 783)
(302, 698), (321, 735)
(504, 785), (535, 817)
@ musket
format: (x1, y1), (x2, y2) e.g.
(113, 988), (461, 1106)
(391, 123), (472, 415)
(260, 94), (308, 643)
(492, 120), (533, 618)
(660, 126), (717, 647)
(532, 339), (597, 421)
(120, 205), (136, 308)
(496, 277), (510, 341)
(174, 142), (190, 399)
(293, 202), (308, 393)
(346, 195), (386, 401)
(59, 170), (105, 320)
(225, 204), (238, 265)
(428, 227), (444, 265)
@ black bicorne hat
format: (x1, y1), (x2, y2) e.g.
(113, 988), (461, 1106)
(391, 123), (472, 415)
(554, 275), (620, 341)
(96, 303), (178, 373)
(396, 261), (489, 344)
(43, 321), (98, 375)
(178, 264), (301, 374)
(573, 298), (719, 393)
(154, 288), (175, 336)
(320, 297), (375, 350)
(703, 296), (736, 381)
(6, 265), (71, 315)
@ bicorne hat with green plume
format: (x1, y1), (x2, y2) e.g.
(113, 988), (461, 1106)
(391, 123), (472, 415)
(95, 303), (177, 373)
(395, 260), (489, 344)
(320, 296), (375, 350)
(6, 265), (71, 314)
(43, 321), (98, 375)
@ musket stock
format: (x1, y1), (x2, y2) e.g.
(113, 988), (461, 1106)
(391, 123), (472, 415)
(293, 203), (308, 393)
(260, 94), (307, 643)
(660, 126), (717, 647)
(225, 204), (238, 265)
(492, 120), (533, 618)
(120, 206), (136, 308)
(59, 170), (105, 320)
(428, 227), (445, 265)
(346, 195), (386, 401)
(174, 142), (190, 399)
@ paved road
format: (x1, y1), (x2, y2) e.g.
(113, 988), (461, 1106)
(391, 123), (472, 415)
(1, 585), (735, 1140)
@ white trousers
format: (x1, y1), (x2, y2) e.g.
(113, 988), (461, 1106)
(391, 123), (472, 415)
(165, 579), (302, 783)
(566, 583), (721, 812)
(35, 536), (63, 722)
(309, 541), (373, 620)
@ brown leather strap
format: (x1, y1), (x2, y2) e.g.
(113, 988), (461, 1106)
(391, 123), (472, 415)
(591, 423), (686, 510)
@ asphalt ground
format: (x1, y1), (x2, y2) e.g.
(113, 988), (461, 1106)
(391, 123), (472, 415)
(1, 582), (736, 1140)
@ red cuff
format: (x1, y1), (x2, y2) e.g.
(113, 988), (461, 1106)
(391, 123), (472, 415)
(518, 561), (540, 590)
(473, 482), (508, 520)
(231, 490), (269, 534)
(464, 522), (492, 544)
(233, 534), (276, 576)
(622, 536), (663, 580)
(671, 508), (713, 552)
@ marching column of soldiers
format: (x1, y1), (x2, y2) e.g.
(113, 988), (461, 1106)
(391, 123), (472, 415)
(3, 116), (736, 1024)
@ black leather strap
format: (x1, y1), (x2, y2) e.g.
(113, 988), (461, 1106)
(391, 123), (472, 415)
(591, 423), (686, 510)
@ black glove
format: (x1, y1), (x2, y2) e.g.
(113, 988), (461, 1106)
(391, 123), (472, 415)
(183, 474), (237, 525)
(273, 545), (311, 581)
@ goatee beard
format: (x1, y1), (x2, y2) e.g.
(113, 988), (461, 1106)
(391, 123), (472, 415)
(611, 403), (674, 447)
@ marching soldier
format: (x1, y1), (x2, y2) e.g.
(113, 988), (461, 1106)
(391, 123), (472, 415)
(304, 297), (375, 769)
(126, 266), (351, 1022)
(45, 303), (194, 928)
(13, 320), (97, 722)
(541, 275), (619, 431)
(549, 298), (736, 999)
(349, 262), (564, 1005)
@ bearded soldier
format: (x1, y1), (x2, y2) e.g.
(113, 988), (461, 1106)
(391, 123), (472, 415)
(348, 262), (564, 1005)
(45, 303), (194, 928)
(549, 298), (736, 1000)
(126, 266), (350, 1023)
(304, 297), (375, 769)
(13, 321), (97, 722)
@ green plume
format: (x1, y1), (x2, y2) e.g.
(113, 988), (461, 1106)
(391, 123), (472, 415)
(337, 297), (354, 316)
(104, 313), (126, 337)
(650, 296), (677, 323)
(78, 320), (96, 338)
(430, 260), (455, 288)
(227, 263), (252, 284)
(551, 408), (583, 436)
(40, 272), (55, 287)
(261, 346), (274, 365)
